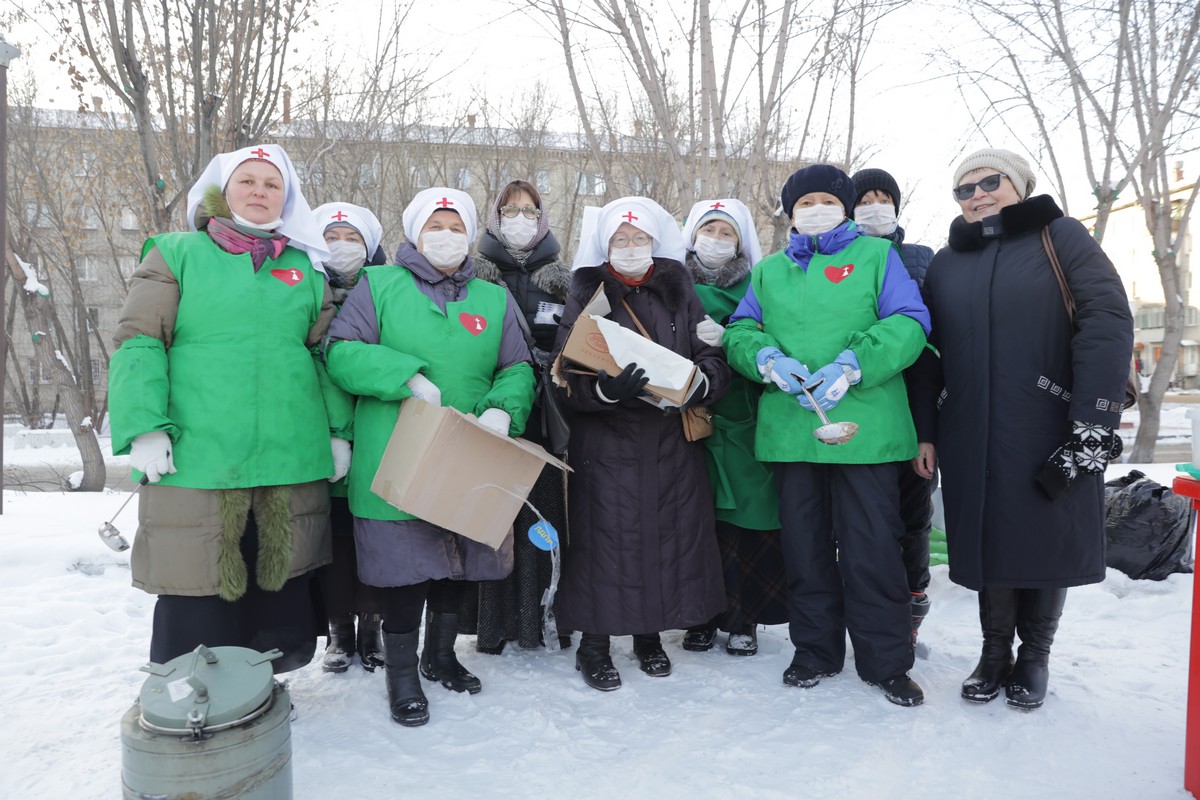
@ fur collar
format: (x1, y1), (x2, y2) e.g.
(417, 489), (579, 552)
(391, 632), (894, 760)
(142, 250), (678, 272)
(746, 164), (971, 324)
(474, 231), (573, 301)
(684, 251), (752, 289)
(195, 185), (231, 231)
(572, 258), (690, 313)
(948, 194), (1064, 251)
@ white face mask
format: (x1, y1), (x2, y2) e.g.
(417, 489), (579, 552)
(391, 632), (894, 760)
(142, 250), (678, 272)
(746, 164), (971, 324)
(325, 239), (367, 274)
(609, 244), (654, 277)
(500, 215), (539, 248)
(232, 210), (283, 232)
(792, 205), (846, 236)
(420, 229), (470, 272)
(854, 203), (898, 236)
(693, 235), (737, 269)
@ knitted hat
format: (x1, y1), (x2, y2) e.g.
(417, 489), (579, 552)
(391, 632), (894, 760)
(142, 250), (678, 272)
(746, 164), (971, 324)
(781, 164), (856, 217)
(851, 168), (902, 213)
(953, 148), (1037, 199)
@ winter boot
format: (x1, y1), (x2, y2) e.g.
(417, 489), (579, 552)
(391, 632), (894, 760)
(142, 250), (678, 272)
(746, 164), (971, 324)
(961, 587), (1019, 704)
(632, 633), (672, 677)
(382, 627), (429, 727)
(726, 625), (758, 656)
(357, 613), (385, 672)
(576, 633), (621, 691)
(321, 619), (355, 673)
(419, 612), (482, 694)
(869, 674), (925, 707)
(1006, 587), (1068, 711)
(910, 592), (931, 648)
(682, 621), (718, 652)
(783, 659), (838, 689)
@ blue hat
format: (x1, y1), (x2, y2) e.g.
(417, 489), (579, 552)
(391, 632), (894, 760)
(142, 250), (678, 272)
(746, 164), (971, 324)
(780, 164), (856, 217)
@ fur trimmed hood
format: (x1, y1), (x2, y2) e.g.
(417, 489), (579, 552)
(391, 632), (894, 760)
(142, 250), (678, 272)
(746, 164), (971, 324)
(572, 258), (692, 314)
(684, 251), (752, 289)
(948, 194), (1064, 251)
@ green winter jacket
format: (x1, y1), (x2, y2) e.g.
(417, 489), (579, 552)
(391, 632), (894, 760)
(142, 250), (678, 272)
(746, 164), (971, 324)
(724, 236), (926, 464)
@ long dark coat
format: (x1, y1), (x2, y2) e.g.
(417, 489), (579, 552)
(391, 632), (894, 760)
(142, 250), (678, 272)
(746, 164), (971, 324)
(913, 195), (1133, 591)
(551, 259), (731, 635)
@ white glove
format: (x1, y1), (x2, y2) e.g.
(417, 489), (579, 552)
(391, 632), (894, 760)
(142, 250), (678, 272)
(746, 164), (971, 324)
(329, 437), (352, 483)
(477, 408), (512, 436)
(406, 373), (442, 405)
(129, 431), (176, 483)
(695, 315), (725, 347)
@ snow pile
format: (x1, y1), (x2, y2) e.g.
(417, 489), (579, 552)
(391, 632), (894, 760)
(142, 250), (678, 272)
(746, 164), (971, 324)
(0, 469), (1193, 798)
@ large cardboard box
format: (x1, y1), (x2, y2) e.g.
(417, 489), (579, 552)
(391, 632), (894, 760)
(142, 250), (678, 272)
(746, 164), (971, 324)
(370, 401), (569, 550)
(557, 285), (702, 407)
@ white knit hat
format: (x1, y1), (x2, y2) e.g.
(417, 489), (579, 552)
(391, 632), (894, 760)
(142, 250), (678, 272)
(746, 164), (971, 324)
(953, 148), (1037, 199)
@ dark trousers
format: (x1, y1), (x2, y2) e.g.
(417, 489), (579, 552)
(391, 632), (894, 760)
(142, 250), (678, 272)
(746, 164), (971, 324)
(380, 579), (469, 635)
(775, 461), (913, 682)
(897, 466), (934, 593)
(318, 497), (384, 621)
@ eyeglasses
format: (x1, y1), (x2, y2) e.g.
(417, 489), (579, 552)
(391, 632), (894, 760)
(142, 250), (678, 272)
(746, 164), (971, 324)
(499, 205), (541, 219)
(610, 233), (652, 249)
(952, 173), (1008, 201)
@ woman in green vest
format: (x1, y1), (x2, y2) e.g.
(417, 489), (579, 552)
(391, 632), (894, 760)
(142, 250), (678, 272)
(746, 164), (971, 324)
(678, 198), (787, 657)
(324, 187), (535, 727)
(723, 164), (930, 707)
(108, 144), (347, 674)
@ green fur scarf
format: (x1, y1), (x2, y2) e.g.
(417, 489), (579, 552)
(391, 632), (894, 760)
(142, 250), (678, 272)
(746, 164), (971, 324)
(216, 485), (293, 601)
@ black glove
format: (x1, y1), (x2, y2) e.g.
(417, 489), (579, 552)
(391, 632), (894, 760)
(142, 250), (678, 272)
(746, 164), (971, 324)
(596, 363), (649, 403)
(1036, 421), (1122, 500)
(679, 372), (710, 410)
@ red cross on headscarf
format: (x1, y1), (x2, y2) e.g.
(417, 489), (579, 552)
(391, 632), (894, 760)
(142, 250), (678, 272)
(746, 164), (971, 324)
(709, 202), (725, 210)
(331, 211), (348, 221)
(250, 148), (270, 158)
(436, 197), (454, 208)
(622, 212), (638, 223)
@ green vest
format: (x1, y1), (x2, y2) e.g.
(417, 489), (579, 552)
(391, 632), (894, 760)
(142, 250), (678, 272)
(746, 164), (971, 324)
(726, 236), (925, 464)
(694, 275), (780, 530)
(346, 266), (522, 521)
(109, 232), (333, 488)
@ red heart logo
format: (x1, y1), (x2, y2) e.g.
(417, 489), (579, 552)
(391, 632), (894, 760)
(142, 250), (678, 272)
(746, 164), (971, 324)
(459, 313), (487, 335)
(824, 264), (854, 283)
(270, 268), (304, 287)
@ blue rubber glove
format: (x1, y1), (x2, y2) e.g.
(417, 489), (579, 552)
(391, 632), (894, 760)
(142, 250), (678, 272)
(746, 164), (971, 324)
(802, 350), (861, 411)
(756, 347), (811, 395)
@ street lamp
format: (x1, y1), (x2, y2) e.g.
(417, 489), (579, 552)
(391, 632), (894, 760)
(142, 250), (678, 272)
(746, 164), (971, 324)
(0, 33), (23, 515)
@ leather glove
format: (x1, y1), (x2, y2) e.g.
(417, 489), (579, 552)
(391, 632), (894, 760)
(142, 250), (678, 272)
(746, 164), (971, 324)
(129, 430), (176, 483)
(477, 408), (512, 436)
(329, 437), (351, 483)
(1070, 421), (1122, 473)
(695, 315), (725, 347)
(755, 347), (810, 395)
(406, 373), (442, 405)
(595, 362), (649, 403)
(801, 350), (861, 411)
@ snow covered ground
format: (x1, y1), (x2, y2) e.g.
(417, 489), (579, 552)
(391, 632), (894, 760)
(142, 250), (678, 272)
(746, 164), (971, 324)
(0, 463), (1194, 799)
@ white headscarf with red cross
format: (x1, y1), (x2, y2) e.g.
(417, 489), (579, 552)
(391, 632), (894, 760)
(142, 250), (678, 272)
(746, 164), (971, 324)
(185, 143), (331, 271)
(572, 196), (685, 271)
(401, 187), (478, 245)
(681, 198), (763, 266)
(313, 202), (384, 257)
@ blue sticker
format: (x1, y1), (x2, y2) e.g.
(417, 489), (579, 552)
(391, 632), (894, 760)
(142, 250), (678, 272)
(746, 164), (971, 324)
(528, 520), (559, 551)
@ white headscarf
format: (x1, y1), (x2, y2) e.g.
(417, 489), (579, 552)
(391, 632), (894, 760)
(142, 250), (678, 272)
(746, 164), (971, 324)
(185, 144), (331, 271)
(401, 187), (478, 245)
(572, 196), (685, 270)
(681, 198), (764, 266)
(312, 202), (384, 258)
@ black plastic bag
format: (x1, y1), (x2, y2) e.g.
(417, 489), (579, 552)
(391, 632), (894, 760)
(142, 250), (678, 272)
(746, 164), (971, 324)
(1103, 470), (1194, 580)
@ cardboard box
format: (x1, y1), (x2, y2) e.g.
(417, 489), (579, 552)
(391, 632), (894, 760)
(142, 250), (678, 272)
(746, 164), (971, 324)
(370, 401), (569, 550)
(558, 285), (702, 407)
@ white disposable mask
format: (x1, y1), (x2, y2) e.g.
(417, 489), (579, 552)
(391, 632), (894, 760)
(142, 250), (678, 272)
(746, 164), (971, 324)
(854, 203), (898, 236)
(325, 239), (367, 274)
(420, 229), (470, 271)
(609, 244), (654, 277)
(500, 215), (539, 248)
(693, 235), (737, 269)
(231, 210), (283, 232)
(792, 205), (846, 236)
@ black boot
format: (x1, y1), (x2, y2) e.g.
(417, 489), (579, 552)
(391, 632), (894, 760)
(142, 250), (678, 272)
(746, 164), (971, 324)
(869, 674), (925, 707)
(726, 625), (758, 657)
(419, 612), (482, 694)
(961, 587), (1019, 703)
(632, 633), (671, 677)
(357, 613), (385, 672)
(321, 619), (355, 673)
(576, 633), (621, 691)
(910, 592), (931, 648)
(1006, 588), (1068, 711)
(682, 621), (718, 652)
(382, 627), (429, 727)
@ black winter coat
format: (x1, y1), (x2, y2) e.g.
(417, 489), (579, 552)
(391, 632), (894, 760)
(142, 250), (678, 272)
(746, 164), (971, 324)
(474, 231), (572, 354)
(915, 195), (1133, 590)
(550, 259), (731, 634)
(884, 226), (934, 286)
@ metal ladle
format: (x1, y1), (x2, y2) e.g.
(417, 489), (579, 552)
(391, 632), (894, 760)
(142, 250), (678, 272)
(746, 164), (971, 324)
(97, 476), (148, 552)
(797, 378), (859, 445)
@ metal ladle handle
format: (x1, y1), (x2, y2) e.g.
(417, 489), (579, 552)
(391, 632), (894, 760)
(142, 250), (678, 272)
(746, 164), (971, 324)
(798, 379), (832, 425)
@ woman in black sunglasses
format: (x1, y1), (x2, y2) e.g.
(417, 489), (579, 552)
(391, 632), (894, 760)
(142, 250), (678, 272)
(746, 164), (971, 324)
(909, 148), (1133, 710)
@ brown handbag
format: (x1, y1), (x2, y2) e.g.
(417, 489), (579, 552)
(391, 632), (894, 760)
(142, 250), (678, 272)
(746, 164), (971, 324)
(619, 298), (714, 441)
(1041, 226), (1138, 410)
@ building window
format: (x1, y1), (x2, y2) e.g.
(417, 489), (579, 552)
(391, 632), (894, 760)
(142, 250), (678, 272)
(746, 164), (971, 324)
(576, 172), (605, 196)
(90, 358), (102, 384)
(118, 256), (138, 277)
(358, 158), (380, 188)
(536, 170), (551, 194)
(410, 164), (433, 189)
(86, 306), (99, 332)
(82, 206), (101, 230)
(456, 167), (473, 190)
(1188, 306), (1198, 327)
(119, 208), (139, 231)
(77, 256), (97, 282)
(29, 360), (52, 385)
(296, 161), (324, 187)
(24, 203), (49, 229)
(75, 152), (96, 178)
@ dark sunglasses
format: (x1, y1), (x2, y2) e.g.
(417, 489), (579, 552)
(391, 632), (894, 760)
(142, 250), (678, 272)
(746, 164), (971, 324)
(953, 173), (1008, 201)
